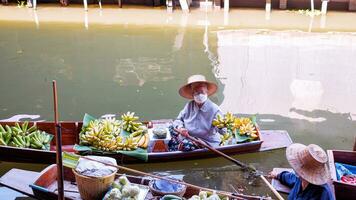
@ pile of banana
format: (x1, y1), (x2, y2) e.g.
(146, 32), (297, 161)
(80, 118), (123, 151)
(212, 112), (235, 129)
(80, 116), (149, 152)
(232, 117), (258, 139)
(0, 122), (52, 150)
(212, 113), (259, 144)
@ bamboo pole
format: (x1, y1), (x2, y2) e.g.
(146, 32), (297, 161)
(80, 156), (267, 200)
(53, 80), (64, 200)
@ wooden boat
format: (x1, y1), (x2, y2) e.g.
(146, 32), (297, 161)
(327, 150), (356, 199)
(0, 164), (267, 200)
(0, 121), (292, 164)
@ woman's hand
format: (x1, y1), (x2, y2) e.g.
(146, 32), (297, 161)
(268, 171), (278, 179)
(178, 128), (189, 137)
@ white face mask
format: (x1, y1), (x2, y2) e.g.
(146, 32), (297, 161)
(194, 93), (208, 104)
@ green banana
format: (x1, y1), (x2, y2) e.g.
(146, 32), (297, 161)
(15, 122), (21, 130)
(21, 121), (29, 133)
(12, 126), (23, 135)
(4, 132), (12, 144)
(0, 138), (7, 146)
(13, 136), (24, 147)
(130, 130), (143, 137)
(0, 132), (7, 146)
(5, 125), (12, 135)
(27, 125), (37, 133)
(16, 135), (26, 146)
(30, 137), (43, 149)
(9, 141), (18, 147)
(25, 136), (31, 147)
(0, 124), (6, 133)
(30, 143), (41, 149)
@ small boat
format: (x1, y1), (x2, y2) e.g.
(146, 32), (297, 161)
(0, 120), (292, 164)
(327, 149), (356, 199)
(0, 164), (267, 200)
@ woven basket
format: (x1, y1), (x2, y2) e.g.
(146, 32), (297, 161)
(73, 169), (116, 200)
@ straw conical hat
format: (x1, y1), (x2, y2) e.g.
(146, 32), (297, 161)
(286, 143), (330, 185)
(179, 75), (218, 99)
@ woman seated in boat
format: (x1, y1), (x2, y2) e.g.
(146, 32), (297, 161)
(169, 74), (226, 151)
(269, 143), (335, 200)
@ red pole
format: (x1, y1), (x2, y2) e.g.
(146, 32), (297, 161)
(53, 80), (64, 200)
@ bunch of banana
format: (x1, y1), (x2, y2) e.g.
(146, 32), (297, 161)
(0, 122), (52, 150)
(84, 119), (121, 136)
(212, 112), (235, 129)
(121, 112), (144, 135)
(80, 126), (114, 146)
(238, 122), (258, 138)
(219, 132), (232, 146)
(94, 137), (121, 152)
(10, 122), (37, 136)
(28, 130), (52, 149)
(0, 126), (12, 146)
(80, 118), (121, 146)
(232, 117), (251, 129)
(134, 133), (149, 149)
(116, 137), (138, 151)
(8, 135), (30, 148)
(233, 117), (258, 138)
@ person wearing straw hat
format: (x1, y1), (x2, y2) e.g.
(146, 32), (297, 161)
(169, 75), (226, 151)
(269, 143), (335, 200)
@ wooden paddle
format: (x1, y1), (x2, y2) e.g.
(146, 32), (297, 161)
(174, 128), (284, 200)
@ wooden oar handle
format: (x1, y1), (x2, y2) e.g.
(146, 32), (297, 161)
(173, 128), (247, 169)
(260, 175), (285, 200)
(173, 128), (284, 200)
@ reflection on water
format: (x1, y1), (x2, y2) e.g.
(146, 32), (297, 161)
(217, 30), (356, 118)
(0, 21), (356, 197)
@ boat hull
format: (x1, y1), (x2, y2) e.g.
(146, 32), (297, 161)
(327, 150), (356, 200)
(0, 121), (291, 164)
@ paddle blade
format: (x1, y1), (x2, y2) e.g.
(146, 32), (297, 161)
(63, 152), (80, 169)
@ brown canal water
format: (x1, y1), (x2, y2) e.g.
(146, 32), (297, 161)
(1, 9), (356, 198)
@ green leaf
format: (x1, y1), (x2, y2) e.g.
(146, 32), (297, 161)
(250, 114), (257, 125)
(74, 144), (148, 162)
(73, 144), (92, 152)
(63, 152), (80, 169)
(120, 129), (131, 137)
(83, 113), (97, 127)
(234, 129), (251, 143)
(235, 134), (251, 143)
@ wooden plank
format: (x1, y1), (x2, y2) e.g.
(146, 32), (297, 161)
(259, 130), (293, 151)
(327, 150), (337, 181)
(350, 0), (356, 10)
(0, 169), (38, 198)
(279, 0), (287, 9)
(271, 168), (293, 193)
